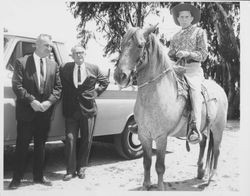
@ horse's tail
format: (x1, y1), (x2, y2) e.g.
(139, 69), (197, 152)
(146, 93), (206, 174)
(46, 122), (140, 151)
(205, 130), (214, 180)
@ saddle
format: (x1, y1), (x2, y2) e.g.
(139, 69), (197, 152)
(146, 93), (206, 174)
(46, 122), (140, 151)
(174, 67), (215, 120)
(174, 66), (217, 150)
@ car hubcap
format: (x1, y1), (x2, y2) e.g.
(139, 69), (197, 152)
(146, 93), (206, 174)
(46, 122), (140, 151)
(128, 132), (142, 150)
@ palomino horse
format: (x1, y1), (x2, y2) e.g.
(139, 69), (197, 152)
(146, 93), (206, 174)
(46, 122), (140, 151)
(114, 25), (228, 190)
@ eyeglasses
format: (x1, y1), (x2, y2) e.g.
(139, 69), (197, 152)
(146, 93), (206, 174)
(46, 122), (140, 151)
(74, 51), (85, 55)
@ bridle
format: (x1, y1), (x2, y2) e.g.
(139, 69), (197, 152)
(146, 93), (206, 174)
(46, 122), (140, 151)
(129, 29), (173, 89)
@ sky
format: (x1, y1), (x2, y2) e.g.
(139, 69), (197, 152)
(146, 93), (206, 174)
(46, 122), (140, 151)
(1, 0), (180, 68)
(2, 0), (79, 52)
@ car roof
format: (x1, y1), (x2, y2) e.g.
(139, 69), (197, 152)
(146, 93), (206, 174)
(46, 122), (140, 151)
(4, 33), (64, 44)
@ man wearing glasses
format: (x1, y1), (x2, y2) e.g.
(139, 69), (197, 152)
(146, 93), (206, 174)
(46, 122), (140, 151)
(60, 45), (109, 181)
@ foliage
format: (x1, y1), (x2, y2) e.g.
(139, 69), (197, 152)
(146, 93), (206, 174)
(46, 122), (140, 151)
(68, 2), (170, 55)
(198, 2), (240, 119)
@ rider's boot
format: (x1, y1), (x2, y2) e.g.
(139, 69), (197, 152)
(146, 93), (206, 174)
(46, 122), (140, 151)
(188, 121), (202, 144)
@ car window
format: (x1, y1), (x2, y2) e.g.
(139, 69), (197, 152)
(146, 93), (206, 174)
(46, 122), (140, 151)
(6, 41), (23, 71)
(6, 41), (59, 71)
(48, 49), (58, 63)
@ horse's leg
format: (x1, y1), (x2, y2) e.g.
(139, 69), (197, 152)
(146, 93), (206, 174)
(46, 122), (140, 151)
(210, 141), (220, 180)
(208, 120), (224, 183)
(197, 134), (207, 179)
(155, 136), (168, 191)
(140, 136), (153, 190)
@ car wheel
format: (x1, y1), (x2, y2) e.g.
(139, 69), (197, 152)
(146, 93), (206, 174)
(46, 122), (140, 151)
(114, 119), (143, 159)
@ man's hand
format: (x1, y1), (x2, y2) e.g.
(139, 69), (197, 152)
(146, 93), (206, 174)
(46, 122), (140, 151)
(173, 65), (186, 75)
(40, 101), (52, 112)
(30, 100), (43, 112)
(176, 50), (190, 59)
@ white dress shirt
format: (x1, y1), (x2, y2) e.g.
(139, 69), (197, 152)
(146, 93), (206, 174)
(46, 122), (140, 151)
(33, 53), (46, 88)
(73, 63), (87, 88)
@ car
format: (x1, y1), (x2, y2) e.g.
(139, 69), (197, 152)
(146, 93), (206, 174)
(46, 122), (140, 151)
(3, 33), (142, 159)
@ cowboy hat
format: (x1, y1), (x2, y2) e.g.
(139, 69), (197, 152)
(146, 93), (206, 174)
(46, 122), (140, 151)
(171, 3), (201, 26)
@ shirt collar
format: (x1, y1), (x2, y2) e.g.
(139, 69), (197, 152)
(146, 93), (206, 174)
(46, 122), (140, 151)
(33, 52), (45, 63)
(74, 62), (85, 69)
(182, 24), (195, 31)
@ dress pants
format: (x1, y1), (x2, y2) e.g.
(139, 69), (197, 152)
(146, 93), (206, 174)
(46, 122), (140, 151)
(12, 113), (50, 181)
(65, 110), (96, 175)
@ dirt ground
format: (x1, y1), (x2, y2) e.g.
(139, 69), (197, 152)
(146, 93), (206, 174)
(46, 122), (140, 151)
(3, 120), (240, 192)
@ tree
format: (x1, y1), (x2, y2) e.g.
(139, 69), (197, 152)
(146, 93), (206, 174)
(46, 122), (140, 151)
(198, 2), (240, 119)
(68, 2), (240, 119)
(68, 2), (168, 55)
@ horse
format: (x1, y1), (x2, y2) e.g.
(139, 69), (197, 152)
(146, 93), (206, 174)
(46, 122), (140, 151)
(114, 25), (228, 190)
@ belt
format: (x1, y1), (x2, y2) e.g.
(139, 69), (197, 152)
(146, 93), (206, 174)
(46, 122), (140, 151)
(174, 59), (199, 64)
(186, 59), (200, 64)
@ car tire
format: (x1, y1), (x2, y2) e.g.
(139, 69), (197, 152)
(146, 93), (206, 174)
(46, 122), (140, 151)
(114, 119), (143, 159)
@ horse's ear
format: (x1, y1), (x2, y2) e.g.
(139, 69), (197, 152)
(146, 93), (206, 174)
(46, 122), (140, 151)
(143, 23), (159, 38)
(125, 22), (132, 32)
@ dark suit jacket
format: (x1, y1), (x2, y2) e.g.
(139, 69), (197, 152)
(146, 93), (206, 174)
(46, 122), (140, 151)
(12, 54), (62, 121)
(60, 62), (109, 118)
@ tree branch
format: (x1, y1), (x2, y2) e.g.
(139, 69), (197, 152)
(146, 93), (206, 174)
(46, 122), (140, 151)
(125, 4), (135, 26)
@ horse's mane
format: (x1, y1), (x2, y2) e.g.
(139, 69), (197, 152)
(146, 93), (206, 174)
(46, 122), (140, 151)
(147, 33), (173, 72)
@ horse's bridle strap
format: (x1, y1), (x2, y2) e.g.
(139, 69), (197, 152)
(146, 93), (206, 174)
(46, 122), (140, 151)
(137, 67), (172, 89)
(137, 58), (183, 89)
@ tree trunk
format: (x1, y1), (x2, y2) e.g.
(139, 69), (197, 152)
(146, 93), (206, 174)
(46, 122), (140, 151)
(212, 3), (240, 119)
(137, 3), (142, 27)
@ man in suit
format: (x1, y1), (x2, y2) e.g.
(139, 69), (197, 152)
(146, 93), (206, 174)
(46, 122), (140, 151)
(9, 34), (62, 189)
(60, 45), (109, 181)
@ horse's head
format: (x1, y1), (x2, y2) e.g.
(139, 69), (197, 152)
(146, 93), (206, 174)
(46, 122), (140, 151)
(114, 24), (158, 88)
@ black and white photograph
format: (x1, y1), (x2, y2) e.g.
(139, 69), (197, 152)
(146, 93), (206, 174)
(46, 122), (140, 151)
(1, 0), (249, 195)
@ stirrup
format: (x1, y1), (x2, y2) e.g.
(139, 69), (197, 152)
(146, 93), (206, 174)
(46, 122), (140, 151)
(187, 124), (202, 144)
(188, 131), (202, 144)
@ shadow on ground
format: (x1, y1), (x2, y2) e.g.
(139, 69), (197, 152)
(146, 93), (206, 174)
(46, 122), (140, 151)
(130, 177), (209, 191)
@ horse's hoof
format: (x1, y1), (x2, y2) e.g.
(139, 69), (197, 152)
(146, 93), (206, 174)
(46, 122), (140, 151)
(157, 183), (165, 191)
(142, 182), (152, 191)
(197, 169), (205, 179)
(141, 186), (148, 191)
(208, 170), (217, 182)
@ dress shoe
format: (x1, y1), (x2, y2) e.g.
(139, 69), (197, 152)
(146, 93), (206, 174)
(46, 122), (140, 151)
(77, 168), (86, 179)
(8, 179), (21, 190)
(63, 173), (75, 181)
(78, 171), (85, 179)
(33, 177), (52, 186)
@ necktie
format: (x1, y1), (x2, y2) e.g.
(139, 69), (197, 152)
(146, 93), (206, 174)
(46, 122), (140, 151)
(40, 58), (45, 94)
(77, 65), (81, 87)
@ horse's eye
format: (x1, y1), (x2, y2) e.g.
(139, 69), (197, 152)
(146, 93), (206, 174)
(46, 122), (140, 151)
(138, 44), (143, 49)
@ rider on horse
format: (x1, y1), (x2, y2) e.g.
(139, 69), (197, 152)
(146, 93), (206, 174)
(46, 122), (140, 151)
(168, 3), (208, 144)
(128, 3), (208, 145)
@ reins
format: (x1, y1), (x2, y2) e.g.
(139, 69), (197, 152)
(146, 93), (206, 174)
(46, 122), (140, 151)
(136, 54), (182, 89)
(137, 67), (172, 89)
